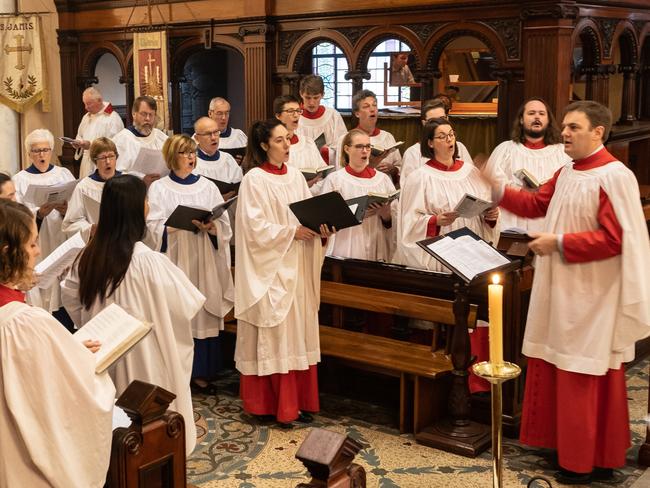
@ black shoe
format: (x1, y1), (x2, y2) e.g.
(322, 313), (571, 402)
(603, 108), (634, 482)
(592, 468), (614, 481)
(555, 469), (592, 485)
(190, 380), (217, 395)
(277, 421), (293, 429)
(296, 411), (314, 423)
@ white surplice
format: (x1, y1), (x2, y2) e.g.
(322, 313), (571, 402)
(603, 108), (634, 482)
(147, 175), (234, 339)
(297, 106), (347, 152)
(112, 127), (168, 177)
(394, 162), (499, 272)
(61, 174), (104, 237)
(320, 168), (397, 261)
(219, 127), (248, 149)
(485, 141), (570, 232)
(234, 165), (325, 376)
(75, 102), (124, 178)
(334, 129), (402, 170)
(194, 151), (243, 183)
(0, 301), (115, 488)
(522, 161), (650, 375)
(287, 135), (326, 195)
(400, 141), (473, 187)
(61, 242), (205, 455)
(14, 165), (75, 311)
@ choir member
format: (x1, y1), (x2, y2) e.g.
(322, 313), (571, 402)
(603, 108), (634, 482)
(0, 200), (115, 488)
(193, 116), (242, 201)
(274, 94), (325, 193)
(490, 101), (650, 484)
(13, 129), (75, 313)
(484, 97), (571, 232)
(208, 97), (248, 159)
(336, 90), (401, 178)
(320, 129), (396, 261)
(0, 172), (15, 200)
(113, 95), (168, 186)
(70, 87), (124, 178)
(296, 75), (347, 165)
(235, 119), (333, 426)
(62, 175), (204, 455)
(400, 99), (473, 187)
(62, 137), (121, 237)
(146, 134), (234, 395)
(395, 118), (499, 271)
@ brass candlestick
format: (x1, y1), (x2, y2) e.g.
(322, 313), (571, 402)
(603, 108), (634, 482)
(472, 361), (522, 488)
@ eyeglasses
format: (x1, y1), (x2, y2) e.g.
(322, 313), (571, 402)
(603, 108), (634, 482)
(210, 111), (230, 118)
(196, 130), (221, 137)
(349, 144), (372, 151)
(432, 131), (455, 141)
(94, 154), (117, 163)
(281, 109), (303, 115)
(30, 148), (52, 154)
(178, 151), (197, 158)
(136, 111), (155, 119)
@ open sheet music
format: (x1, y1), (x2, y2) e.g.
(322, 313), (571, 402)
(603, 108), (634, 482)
(130, 147), (169, 176)
(453, 193), (493, 218)
(417, 227), (512, 283)
(23, 179), (79, 207)
(34, 231), (86, 289)
(73, 303), (152, 374)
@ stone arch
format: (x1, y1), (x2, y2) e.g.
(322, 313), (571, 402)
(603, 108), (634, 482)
(611, 23), (639, 66)
(287, 30), (353, 74)
(80, 42), (127, 82)
(573, 20), (603, 68)
(354, 26), (424, 72)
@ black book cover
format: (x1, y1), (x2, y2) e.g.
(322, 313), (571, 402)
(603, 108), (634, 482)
(289, 191), (361, 233)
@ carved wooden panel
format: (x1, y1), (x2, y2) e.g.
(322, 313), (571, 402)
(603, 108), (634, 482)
(482, 18), (521, 60)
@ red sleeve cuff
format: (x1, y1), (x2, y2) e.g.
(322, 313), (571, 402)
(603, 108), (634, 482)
(426, 215), (439, 238)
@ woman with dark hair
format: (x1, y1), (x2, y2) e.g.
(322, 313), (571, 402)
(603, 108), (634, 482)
(62, 174), (205, 455)
(146, 133), (234, 395)
(62, 137), (121, 237)
(0, 200), (115, 487)
(395, 118), (499, 271)
(0, 172), (16, 200)
(320, 128), (396, 261)
(235, 119), (333, 427)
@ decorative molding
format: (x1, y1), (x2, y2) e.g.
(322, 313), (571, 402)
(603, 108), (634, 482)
(482, 18), (520, 60)
(578, 26), (601, 65)
(114, 40), (131, 57)
(404, 23), (446, 44)
(344, 70), (371, 81)
(166, 413), (183, 439)
(520, 4), (579, 20)
(123, 430), (142, 455)
(77, 75), (98, 88)
(594, 18), (619, 58)
(277, 30), (309, 66)
(426, 29), (499, 71)
(632, 20), (647, 36)
(333, 26), (371, 48)
(238, 23), (272, 38)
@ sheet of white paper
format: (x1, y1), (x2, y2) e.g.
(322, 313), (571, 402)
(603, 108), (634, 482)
(24, 179), (79, 207)
(82, 192), (101, 224)
(348, 203), (359, 215)
(453, 193), (493, 219)
(427, 234), (509, 281)
(34, 231), (86, 289)
(130, 147), (169, 177)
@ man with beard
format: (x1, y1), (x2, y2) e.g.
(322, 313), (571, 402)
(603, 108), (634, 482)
(485, 97), (570, 231)
(113, 95), (168, 187)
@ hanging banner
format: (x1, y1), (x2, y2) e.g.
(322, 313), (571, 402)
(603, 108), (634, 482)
(0, 15), (49, 113)
(133, 30), (169, 130)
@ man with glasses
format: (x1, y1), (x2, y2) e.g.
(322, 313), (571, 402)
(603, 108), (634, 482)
(400, 99), (474, 187)
(112, 95), (168, 187)
(71, 87), (124, 179)
(208, 97), (247, 163)
(274, 95), (326, 194)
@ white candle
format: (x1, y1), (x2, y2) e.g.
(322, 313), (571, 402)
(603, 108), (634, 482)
(488, 274), (503, 364)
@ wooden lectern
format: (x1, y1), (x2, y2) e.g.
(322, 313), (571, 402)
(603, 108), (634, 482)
(296, 428), (366, 488)
(106, 381), (187, 488)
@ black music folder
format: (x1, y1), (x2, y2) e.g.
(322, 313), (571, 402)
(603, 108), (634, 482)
(289, 191), (361, 233)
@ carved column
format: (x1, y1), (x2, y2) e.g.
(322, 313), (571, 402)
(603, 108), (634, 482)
(344, 70), (370, 96)
(119, 74), (134, 127)
(582, 65), (596, 101)
(521, 4), (578, 118)
(168, 74), (185, 133)
(619, 64), (638, 124)
(240, 24), (273, 127)
(274, 72), (301, 97)
(412, 69), (436, 102)
(641, 64), (650, 120)
(492, 67), (525, 144)
(592, 64), (616, 107)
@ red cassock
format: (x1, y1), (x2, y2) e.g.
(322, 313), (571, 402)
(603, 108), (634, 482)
(499, 147), (630, 473)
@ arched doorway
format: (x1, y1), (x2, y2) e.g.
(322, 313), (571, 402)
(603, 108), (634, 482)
(93, 52), (127, 125)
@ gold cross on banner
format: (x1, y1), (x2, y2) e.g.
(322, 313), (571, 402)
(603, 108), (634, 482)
(147, 53), (156, 75)
(4, 34), (33, 70)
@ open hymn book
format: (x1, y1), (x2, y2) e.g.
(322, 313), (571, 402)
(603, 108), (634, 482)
(370, 141), (403, 157)
(300, 164), (335, 180)
(73, 303), (152, 374)
(417, 227), (514, 284)
(514, 168), (550, 190)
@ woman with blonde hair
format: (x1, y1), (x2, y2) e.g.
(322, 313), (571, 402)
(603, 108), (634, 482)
(146, 134), (234, 394)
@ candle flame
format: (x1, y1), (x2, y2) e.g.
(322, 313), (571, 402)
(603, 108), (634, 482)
(491, 274), (500, 285)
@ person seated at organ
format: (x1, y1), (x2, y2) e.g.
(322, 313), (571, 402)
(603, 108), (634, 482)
(61, 175), (204, 456)
(62, 137), (121, 237)
(208, 97), (247, 162)
(321, 128), (396, 261)
(1, 200), (115, 488)
(394, 118), (499, 271)
(274, 94), (326, 194)
(335, 90), (401, 179)
(146, 134), (235, 396)
(400, 99), (473, 187)
(296, 74), (347, 164)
